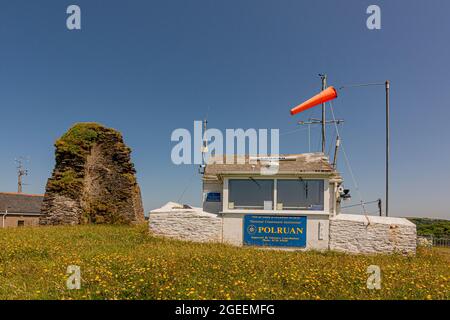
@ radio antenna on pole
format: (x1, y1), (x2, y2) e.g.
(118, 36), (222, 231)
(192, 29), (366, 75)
(199, 108), (209, 174)
(15, 157), (29, 193)
(298, 118), (344, 156)
(202, 118), (208, 163)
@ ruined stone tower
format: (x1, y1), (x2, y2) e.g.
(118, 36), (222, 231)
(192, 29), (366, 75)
(40, 123), (145, 225)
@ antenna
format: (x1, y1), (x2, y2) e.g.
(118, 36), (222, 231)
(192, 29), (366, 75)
(297, 74), (343, 156)
(332, 136), (341, 168)
(202, 118), (208, 157)
(199, 115), (209, 175)
(298, 118), (344, 156)
(15, 157), (29, 193)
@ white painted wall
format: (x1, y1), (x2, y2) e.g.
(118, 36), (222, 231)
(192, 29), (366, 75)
(329, 214), (417, 254)
(149, 210), (223, 243)
(306, 215), (329, 250)
(222, 213), (244, 246)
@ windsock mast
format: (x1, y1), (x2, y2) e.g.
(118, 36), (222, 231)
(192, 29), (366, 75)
(291, 77), (391, 217)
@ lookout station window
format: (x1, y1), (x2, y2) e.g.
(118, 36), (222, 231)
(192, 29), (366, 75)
(228, 179), (274, 210)
(277, 179), (324, 210)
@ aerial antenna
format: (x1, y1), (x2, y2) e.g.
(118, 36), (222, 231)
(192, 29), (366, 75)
(297, 75), (344, 157)
(332, 136), (341, 168)
(199, 107), (210, 175)
(298, 118), (344, 156)
(15, 156), (29, 193)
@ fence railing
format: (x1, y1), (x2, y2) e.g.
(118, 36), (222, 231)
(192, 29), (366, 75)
(417, 235), (450, 247)
(432, 237), (450, 247)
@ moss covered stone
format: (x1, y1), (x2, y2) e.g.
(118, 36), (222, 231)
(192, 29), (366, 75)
(40, 123), (144, 225)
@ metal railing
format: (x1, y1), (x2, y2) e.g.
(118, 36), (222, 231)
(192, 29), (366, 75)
(418, 235), (450, 247)
(432, 237), (450, 247)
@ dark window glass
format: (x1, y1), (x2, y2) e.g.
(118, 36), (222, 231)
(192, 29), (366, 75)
(228, 179), (274, 210)
(17, 220), (25, 227)
(277, 179), (324, 210)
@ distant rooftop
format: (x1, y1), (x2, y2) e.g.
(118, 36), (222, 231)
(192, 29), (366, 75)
(204, 153), (342, 180)
(0, 192), (44, 215)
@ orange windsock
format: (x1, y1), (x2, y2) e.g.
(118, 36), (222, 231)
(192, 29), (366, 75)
(290, 86), (338, 116)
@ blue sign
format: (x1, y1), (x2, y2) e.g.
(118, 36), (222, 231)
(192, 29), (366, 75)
(206, 192), (221, 202)
(243, 215), (307, 247)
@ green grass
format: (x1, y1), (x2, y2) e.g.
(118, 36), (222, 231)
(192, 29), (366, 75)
(0, 225), (448, 300)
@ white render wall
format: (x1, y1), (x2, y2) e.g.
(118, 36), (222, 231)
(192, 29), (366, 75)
(149, 205), (330, 250)
(149, 209), (222, 243)
(329, 214), (417, 254)
(149, 207), (417, 254)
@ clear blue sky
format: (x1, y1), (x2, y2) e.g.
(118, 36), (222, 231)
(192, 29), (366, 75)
(0, 0), (449, 218)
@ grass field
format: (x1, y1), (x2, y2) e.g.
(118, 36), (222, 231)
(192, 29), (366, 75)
(0, 224), (448, 300)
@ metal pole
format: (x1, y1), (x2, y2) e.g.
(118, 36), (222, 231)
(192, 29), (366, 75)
(385, 80), (390, 217)
(18, 173), (22, 193)
(338, 81), (390, 216)
(308, 123), (311, 153)
(199, 119), (208, 175)
(202, 119), (207, 166)
(320, 74), (327, 153)
(332, 136), (340, 168)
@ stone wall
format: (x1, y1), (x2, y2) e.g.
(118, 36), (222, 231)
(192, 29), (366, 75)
(149, 205), (222, 243)
(40, 194), (82, 225)
(329, 214), (416, 254)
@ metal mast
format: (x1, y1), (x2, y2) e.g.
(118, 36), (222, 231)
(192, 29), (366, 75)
(385, 80), (390, 217)
(15, 158), (28, 193)
(319, 74), (327, 153)
(199, 119), (208, 174)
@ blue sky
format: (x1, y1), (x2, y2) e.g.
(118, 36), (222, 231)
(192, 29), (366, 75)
(0, 0), (449, 218)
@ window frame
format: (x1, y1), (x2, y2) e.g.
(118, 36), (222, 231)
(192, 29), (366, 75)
(228, 178), (274, 210)
(223, 176), (329, 215)
(276, 179), (324, 211)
